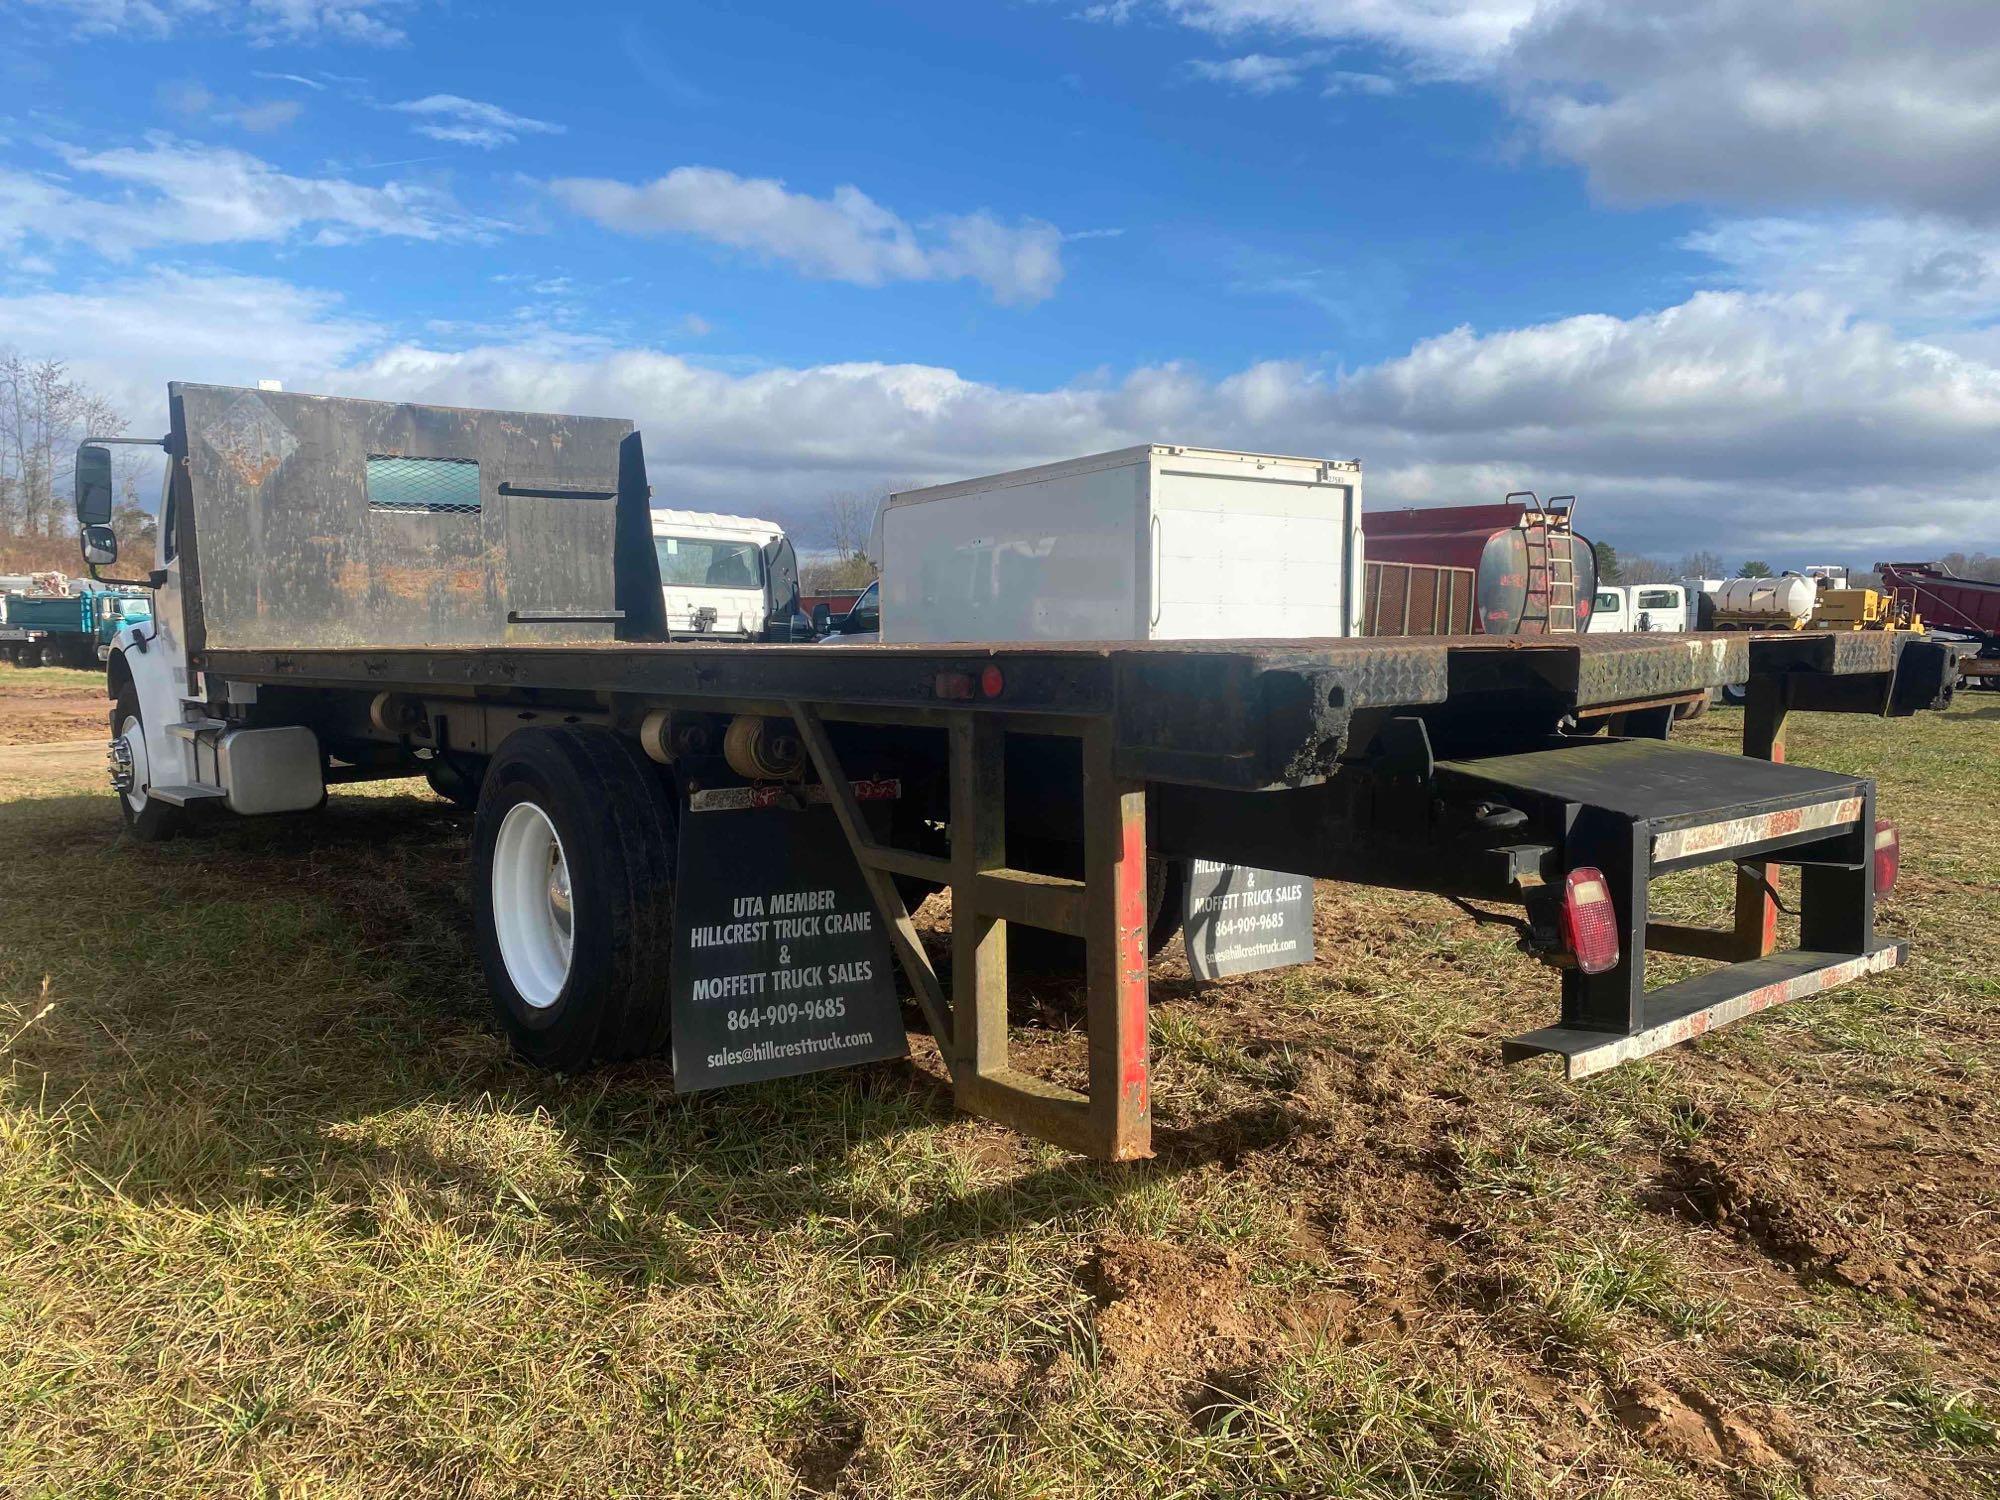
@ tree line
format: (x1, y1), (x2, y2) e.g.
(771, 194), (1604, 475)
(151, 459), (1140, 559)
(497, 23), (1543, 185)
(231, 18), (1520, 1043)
(0, 352), (154, 574)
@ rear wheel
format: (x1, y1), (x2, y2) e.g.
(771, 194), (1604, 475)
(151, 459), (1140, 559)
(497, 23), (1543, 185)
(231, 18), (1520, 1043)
(473, 727), (678, 1071)
(111, 683), (184, 841)
(37, 642), (64, 668)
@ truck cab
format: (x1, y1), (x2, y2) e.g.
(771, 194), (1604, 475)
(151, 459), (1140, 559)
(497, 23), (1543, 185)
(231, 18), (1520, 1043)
(1587, 587), (1630, 632)
(1586, 584), (1687, 633)
(650, 509), (803, 642)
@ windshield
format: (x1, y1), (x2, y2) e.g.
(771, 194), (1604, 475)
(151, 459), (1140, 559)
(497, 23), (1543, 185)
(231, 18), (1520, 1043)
(655, 536), (764, 590)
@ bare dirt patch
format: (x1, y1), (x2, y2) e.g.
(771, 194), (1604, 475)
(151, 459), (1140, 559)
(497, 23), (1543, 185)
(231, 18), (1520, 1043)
(1655, 1105), (2000, 1343)
(1083, 1236), (1265, 1401)
(0, 665), (106, 746)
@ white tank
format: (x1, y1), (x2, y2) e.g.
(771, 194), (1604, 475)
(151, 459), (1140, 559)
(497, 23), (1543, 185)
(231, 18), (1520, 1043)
(1716, 575), (1815, 622)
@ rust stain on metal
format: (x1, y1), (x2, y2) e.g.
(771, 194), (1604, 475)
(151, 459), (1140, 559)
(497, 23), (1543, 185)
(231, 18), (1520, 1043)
(1562, 946), (1902, 1078)
(1652, 796), (1864, 862)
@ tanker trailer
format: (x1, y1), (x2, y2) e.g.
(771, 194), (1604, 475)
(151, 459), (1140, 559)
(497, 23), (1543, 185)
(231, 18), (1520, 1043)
(1695, 574), (1818, 631)
(1362, 493), (1597, 636)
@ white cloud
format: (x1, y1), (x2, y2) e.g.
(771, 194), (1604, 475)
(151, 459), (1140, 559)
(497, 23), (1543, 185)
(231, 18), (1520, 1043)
(160, 79), (303, 132)
(6, 268), (1993, 559)
(19, 0), (412, 45)
(550, 166), (1065, 306)
(227, 99), (305, 132)
(1120, 1), (2000, 224)
(1187, 53), (1318, 94)
(0, 267), (382, 421)
(1514, 1), (2000, 220)
(1324, 70), (1398, 96)
(390, 94), (564, 150)
(1145, 0), (1531, 77)
(1689, 216), (2000, 328)
(0, 136), (485, 252)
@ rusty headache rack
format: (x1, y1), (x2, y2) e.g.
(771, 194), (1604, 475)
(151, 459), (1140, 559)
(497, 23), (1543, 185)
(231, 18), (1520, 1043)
(105, 384), (1962, 1162)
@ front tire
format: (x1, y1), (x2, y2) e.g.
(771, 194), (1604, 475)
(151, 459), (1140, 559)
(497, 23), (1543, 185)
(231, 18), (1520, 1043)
(473, 727), (679, 1071)
(111, 684), (185, 841)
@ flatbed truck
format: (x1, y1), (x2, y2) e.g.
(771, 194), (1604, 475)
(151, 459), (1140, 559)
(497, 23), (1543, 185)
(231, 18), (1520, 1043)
(70, 384), (1957, 1160)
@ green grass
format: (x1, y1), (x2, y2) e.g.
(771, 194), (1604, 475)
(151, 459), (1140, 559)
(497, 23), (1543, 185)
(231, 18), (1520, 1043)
(1, 692), (1998, 1497)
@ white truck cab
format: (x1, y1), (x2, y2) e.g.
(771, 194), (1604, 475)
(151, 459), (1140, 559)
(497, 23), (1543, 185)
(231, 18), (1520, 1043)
(1586, 584), (1688, 633)
(649, 509), (802, 640)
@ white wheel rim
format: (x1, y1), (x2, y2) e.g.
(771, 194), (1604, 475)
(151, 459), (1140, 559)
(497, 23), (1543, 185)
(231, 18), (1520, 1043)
(493, 800), (574, 1009)
(120, 713), (150, 814)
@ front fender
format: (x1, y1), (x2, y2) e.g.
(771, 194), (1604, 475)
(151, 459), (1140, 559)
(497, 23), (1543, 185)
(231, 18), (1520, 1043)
(106, 632), (191, 796)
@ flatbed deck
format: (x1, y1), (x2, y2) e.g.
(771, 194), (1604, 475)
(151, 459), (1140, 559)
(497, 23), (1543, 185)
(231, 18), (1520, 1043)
(202, 627), (1925, 789)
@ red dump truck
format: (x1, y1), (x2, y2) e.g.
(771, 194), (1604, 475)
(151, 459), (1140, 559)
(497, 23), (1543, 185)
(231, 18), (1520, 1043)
(1878, 561), (2000, 688)
(1362, 494), (1598, 637)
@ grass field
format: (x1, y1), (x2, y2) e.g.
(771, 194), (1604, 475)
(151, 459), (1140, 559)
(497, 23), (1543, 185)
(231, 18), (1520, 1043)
(1, 662), (1995, 1498)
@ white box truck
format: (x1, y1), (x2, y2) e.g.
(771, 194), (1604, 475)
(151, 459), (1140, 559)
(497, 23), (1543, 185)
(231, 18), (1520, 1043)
(877, 445), (1364, 643)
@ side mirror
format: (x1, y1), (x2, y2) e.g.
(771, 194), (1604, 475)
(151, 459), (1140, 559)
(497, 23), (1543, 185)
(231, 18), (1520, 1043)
(82, 524), (118, 568)
(75, 444), (115, 527)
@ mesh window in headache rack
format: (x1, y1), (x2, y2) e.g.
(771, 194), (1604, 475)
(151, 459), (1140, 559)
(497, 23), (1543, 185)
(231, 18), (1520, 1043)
(365, 455), (482, 515)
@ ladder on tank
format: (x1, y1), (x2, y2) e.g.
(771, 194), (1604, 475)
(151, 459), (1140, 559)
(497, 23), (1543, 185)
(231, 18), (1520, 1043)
(1509, 492), (1581, 634)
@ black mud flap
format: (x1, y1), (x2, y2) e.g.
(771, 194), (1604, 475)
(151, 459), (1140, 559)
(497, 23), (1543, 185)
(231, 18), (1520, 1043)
(670, 794), (907, 1091)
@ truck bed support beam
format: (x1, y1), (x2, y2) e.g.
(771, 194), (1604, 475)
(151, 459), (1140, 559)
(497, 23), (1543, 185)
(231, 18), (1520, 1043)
(790, 701), (1151, 1161)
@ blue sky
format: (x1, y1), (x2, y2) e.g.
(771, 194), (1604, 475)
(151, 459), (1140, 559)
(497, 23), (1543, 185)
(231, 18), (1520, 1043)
(2, 0), (1997, 567)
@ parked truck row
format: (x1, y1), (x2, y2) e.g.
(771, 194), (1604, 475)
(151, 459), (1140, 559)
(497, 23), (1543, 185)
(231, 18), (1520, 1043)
(67, 384), (1958, 1160)
(0, 575), (152, 668)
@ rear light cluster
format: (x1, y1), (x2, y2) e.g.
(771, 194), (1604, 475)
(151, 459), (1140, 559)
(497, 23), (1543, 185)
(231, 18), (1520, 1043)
(1874, 819), (1900, 896)
(934, 665), (1006, 701)
(1558, 866), (1622, 976)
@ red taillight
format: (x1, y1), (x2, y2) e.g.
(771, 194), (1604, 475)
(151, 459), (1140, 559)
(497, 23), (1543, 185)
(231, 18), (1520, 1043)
(1874, 819), (1899, 896)
(980, 664), (1005, 699)
(1558, 866), (1621, 976)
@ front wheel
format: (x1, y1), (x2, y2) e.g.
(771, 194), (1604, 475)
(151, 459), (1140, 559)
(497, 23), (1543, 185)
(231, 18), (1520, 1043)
(111, 684), (185, 841)
(472, 727), (679, 1071)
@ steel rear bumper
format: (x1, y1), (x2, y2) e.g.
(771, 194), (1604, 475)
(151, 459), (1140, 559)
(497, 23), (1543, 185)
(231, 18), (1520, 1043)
(1503, 941), (1905, 1077)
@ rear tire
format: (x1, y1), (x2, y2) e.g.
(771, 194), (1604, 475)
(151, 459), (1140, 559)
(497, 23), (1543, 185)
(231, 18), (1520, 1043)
(37, 642), (64, 668)
(473, 727), (679, 1071)
(112, 683), (185, 842)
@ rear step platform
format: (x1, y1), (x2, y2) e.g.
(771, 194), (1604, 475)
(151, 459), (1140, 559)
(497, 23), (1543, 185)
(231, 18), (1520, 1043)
(1503, 942), (1905, 1077)
(1437, 738), (1892, 1068)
